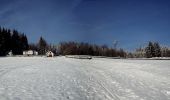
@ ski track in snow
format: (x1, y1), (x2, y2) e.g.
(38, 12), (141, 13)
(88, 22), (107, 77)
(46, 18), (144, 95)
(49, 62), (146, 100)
(0, 57), (170, 100)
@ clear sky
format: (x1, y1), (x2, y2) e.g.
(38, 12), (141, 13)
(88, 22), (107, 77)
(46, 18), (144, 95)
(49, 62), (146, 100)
(0, 0), (170, 51)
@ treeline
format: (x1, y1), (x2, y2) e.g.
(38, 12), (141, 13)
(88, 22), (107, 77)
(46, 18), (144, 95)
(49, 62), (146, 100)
(1, 27), (170, 58)
(29, 40), (126, 57)
(145, 42), (161, 58)
(129, 41), (170, 58)
(58, 42), (126, 57)
(0, 27), (28, 56)
(29, 37), (57, 55)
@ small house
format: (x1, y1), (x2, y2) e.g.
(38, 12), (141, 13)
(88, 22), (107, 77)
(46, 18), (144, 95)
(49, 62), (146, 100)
(23, 50), (38, 56)
(34, 51), (38, 56)
(46, 51), (54, 57)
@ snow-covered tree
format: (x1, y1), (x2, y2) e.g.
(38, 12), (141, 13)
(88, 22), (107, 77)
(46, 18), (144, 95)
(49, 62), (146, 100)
(38, 36), (48, 55)
(153, 42), (161, 57)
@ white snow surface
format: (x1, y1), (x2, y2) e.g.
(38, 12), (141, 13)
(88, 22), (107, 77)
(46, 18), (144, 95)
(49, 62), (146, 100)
(0, 57), (170, 100)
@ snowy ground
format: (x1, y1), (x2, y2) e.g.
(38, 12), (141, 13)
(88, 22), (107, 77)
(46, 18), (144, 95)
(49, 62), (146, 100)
(0, 57), (170, 100)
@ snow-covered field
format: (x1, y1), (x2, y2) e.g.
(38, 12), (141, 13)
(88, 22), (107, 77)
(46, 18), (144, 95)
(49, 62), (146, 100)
(0, 57), (170, 100)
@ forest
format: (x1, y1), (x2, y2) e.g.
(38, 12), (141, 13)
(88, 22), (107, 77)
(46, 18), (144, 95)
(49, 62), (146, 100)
(0, 27), (28, 56)
(0, 27), (170, 58)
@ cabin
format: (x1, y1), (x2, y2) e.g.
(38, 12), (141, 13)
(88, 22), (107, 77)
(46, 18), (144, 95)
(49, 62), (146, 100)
(46, 51), (54, 57)
(23, 50), (38, 56)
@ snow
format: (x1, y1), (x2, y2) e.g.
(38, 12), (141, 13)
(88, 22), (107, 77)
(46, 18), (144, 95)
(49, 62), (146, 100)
(0, 57), (170, 100)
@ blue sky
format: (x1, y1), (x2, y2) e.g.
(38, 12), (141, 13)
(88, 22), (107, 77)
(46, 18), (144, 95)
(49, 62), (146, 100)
(0, 0), (170, 51)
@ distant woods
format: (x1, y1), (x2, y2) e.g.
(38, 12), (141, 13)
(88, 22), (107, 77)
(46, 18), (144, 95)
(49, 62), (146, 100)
(129, 42), (170, 58)
(1, 27), (170, 58)
(0, 27), (126, 57)
(30, 41), (126, 57)
(0, 27), (28, 56)
(58, 42), (126, 57)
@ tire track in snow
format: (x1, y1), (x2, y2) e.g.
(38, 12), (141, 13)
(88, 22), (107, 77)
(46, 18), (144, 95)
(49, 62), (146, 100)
(70, 58), (146, 100)
(0, 57), (170, 100)
(87, 58), (170, 100)
(65, 58), (121, 100)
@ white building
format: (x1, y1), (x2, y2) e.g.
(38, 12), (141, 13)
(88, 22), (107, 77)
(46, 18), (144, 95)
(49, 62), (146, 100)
(23, 50), (38, 56)
(46, 51), (54, 57)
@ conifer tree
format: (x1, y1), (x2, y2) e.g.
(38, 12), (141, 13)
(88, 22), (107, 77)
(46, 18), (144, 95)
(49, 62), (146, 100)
(145, 42), (155, 58)
(153, 42), (161, 57)
(38, 36), (48, 55)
